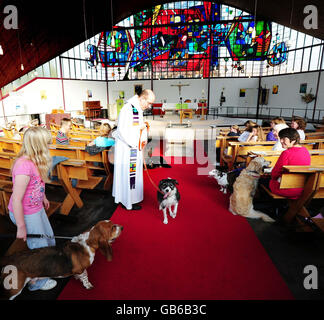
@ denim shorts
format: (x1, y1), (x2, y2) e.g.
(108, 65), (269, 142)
(9, 208), (56, 249)
(9, 208), (56, 291)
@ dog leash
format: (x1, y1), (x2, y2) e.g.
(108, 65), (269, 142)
(139, 123), (164, 195)
(0, 234), (73, 240)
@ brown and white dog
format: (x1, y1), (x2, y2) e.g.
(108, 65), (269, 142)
(0, 220), (123, 300)
(229, 157), (275, 222)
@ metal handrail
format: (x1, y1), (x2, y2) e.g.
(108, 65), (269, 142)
(207, 105), (324, 123)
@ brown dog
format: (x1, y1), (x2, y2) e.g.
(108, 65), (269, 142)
(229, 157), (275, 222)
(0, 220), (123, 300)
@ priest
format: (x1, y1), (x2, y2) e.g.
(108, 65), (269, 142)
(112, 88), (155, 210)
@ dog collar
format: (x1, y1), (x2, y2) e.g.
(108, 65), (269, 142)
(247, 170), (261, 178)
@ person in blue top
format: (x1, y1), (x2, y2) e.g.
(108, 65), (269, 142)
(88, 123), (115, 148)
(266, 117), (286, 141)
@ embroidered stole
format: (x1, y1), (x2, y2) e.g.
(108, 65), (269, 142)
(130, 105), (139, 189)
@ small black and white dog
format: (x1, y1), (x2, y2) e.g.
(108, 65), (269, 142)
(208, 169), (239, 194)
(157, 178), (180, 224)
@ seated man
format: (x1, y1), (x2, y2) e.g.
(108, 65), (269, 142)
(56, 118), (72, 145)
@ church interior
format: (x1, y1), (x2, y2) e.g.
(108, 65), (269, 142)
(0, 0), (324, 302)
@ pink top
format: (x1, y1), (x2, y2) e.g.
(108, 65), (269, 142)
(270, 147), (311, 199)
(8, 157), (45, 215)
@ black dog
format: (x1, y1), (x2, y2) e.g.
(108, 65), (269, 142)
(157, 178), (180, 224)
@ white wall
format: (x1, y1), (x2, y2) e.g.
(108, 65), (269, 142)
(260, 72), (319, 119)
(0, 78), (109, 128)
(107, 78), (260, 108)
(107, 80), (151, 103)
(1, 72), (324, 129)
(63, 79), (107, 111)
(1, 78), (63, 128)
(209, 78), (259, 111)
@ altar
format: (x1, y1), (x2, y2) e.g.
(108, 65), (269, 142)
(161, 103), (199, 112)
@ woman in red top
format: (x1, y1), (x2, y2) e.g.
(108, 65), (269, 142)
(269, 127), (311, 199)
(253, 128), (310, 220)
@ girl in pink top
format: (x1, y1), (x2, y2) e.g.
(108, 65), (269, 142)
(8, 127), (57, 292)
(270, 127), (311, 199)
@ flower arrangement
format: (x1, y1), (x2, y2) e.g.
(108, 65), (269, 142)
(301, 89), (316, 103)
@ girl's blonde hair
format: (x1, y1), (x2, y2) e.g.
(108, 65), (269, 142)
(256, 125), (266, 141)
(271, 117), (286, 125)
(248, 125), (266, 141)
(14, 127), (52, 182)
(99, 123), (111, 137)
(231, 125), (240, 133)
(243, 120), (257, 131)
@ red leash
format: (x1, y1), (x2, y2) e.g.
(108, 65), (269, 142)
(139, 122), (164, 195)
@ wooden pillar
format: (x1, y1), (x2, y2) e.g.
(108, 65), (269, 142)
(104, 31), (110, 110)
(59, 56), (66, 110)
(312, 45), (324, 122)
(0, 89), (7, 126)
(256, 76), (261, 121)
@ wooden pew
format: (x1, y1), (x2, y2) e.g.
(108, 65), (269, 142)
(53, 159), (103, 215)
(0, 138), (22, 154)
(260, 165), (324, 232)
(305, 131), (324, 140)
(0, 153), (97, 217)
(314, 124), (324, 132)
(0, 143), (113, 215)
(215, 136), (239, 166)
(219, 126), (271, 136)
(71, 121), (85, 130)
(69, 131), (101, 140)
(49, 144), (113, 192)
(247, 149), (324, 167)
(0, 139), (111, 189)
(224, 139), (324, 170)
(0, 151), (62, 216)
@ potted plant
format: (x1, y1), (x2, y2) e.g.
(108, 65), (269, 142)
(301, 92), (316, 103)
(301, 89), (316, 118)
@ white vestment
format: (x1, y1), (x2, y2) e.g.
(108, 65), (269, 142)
(112, 95), (147, 209)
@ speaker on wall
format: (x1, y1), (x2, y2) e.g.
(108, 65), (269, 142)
(31, 114), (41, 124)
(258, 88), (269, 105)
(101, 109), (108, 119)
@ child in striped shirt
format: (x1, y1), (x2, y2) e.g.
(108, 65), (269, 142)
(56, 118), (72, 145)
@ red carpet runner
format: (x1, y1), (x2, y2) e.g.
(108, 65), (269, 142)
(58, 141), (293, 300)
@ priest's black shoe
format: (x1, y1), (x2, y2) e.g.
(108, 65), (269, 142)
(121, 203), (142, 210)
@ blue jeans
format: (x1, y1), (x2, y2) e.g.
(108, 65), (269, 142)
(9, 208), (56, 291)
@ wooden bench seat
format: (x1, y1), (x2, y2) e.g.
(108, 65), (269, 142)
(260, 184), (286, 199)
(247, 149), (324, 167)
(260, 165), (324, 232)
(0, 144), (111, 216)
(224, 139), (324, 170)
(55, 159), (104, 215)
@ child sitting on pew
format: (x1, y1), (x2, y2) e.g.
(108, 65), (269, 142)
(227, 125), (240, 137)
(56, 118), (72, 145)
(88, 123), (115, 148)
(291, 116), (306, 140)
(267, 117), (286, 141)
(238, 124), (265, 142)
(272, 123), (289, 151)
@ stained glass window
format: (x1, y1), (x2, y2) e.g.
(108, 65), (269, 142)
(1, 0), (323, 94)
